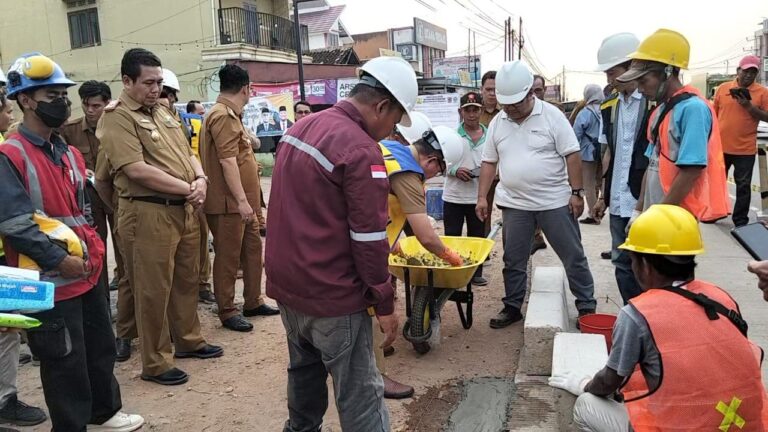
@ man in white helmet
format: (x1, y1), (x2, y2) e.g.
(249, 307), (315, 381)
(159, 68), (216, 306)
(265, 56), (417, 431)
(591, 33), (653, 304)
(477, 60), (597, 328)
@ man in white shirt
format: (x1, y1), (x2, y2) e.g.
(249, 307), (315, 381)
(477, 60), (597, 328)
(444, 91), (488, 286)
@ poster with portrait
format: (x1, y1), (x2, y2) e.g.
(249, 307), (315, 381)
(241, 93), (295, 138)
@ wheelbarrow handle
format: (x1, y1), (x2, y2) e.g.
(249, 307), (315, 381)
(487, 220), (503, 241)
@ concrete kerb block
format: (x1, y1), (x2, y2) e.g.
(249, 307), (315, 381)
(518, 267), (569, 376)
(551, 332), (609, 432)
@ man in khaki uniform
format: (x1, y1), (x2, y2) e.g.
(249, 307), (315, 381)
(94, 148), (136, 362)
(158, 72), (215, 304)
(61, 81), (121, 296)
(97, 48), (222, 386)
(200, 65), (278, 333)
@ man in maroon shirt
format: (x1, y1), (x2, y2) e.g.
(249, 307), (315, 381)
(265, 57), (417, 431)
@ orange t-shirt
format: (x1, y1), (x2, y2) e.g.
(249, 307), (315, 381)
(714, 80), (768, 155)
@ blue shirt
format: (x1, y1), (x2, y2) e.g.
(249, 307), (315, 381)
(609, 91), (643, 218)
(573, 104), (602, 162)
(643, 96), (711, 209)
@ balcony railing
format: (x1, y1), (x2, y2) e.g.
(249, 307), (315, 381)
(218, 7), (309, 53)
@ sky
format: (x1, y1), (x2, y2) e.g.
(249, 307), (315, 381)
(333, 0), (768, 100)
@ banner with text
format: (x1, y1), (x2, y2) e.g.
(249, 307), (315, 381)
(243, 93), (296, 138)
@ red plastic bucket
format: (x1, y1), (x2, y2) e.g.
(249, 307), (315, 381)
(579, 313), (617, 351)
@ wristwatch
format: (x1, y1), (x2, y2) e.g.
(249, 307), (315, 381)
(571, 188), (585, 198)
(195, 175), (210, 185)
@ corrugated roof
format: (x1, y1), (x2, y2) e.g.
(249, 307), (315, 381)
(308, 47), (360, 65)
(299, 5), (345, 35)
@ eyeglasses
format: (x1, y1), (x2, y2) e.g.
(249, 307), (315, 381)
(296, 110), (311, 114)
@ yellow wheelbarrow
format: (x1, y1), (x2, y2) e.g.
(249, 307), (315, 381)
(388, 221), (501, 354)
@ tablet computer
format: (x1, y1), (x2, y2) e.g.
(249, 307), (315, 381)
(731, 223), (768, 261)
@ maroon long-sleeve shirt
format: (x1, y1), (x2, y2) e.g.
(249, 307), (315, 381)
(265, 100), (394, 317)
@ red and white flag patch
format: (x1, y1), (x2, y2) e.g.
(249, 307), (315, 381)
(371, 165), (387, 179)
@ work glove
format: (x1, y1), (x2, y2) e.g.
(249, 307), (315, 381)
(438, 248), (464, 267)
(548, 372), (591, 396)
(625, 209), (642, 235)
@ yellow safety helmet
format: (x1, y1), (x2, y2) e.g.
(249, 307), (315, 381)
(628, 29), (690, 70)
(18, 213), (86, 271)
(620, 205), (704, 256)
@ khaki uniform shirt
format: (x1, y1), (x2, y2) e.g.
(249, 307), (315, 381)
(200, 97), (261, 214)
(480, 105), (501, 128)
(96, 91), (196, 199)
(94, 147), (118, 207)
(61, 117), (100, 171)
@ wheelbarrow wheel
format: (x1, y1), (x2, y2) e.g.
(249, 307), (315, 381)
(409, 287), (432, 354)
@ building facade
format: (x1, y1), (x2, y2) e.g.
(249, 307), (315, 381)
(0, 0), (307, 115)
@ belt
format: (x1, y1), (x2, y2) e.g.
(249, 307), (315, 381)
(127, 196), (187, 206)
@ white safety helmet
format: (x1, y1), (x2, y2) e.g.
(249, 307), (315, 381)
(357, 56), (418, 126)
(0, 67), (6, 85)
(396, 111), (431, 145)
(495, 60), (533, 105)
(162, 68), (181, 92)
(596, 33), (640, 72)
(423, 125), (464, 170)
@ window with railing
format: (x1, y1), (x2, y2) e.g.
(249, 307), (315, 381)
(68, 7), (101, 49)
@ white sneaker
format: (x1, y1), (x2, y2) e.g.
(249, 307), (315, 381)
(88, 411), (145, 432)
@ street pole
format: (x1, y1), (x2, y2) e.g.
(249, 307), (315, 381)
(518, 17), (523, 60)
(293, 0), (306, 100)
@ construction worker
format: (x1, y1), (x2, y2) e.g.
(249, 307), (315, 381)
(98, 48), (222, 386)
(616, 29), (730, 226)
(160, 68), (216, 304)
(266, 56), (417, 431)
(551, 204), (768, 431)
(592, 32), (653, 304)
(200, 64), (278, 333)
(377, 116), (466, 399)
(61, 80), (117, 302)
(0, 52), (143, 431)
(0, 79), (47, 429)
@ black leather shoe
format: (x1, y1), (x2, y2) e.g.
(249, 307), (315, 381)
(109, 276), (119, 291)
(243, 304), (280, 317)
(471, 276), (489, 286)
(0, 395), (46, 426)
(600, 250), (611, 260)
(175, 344), (224, 359)
(115, 338), (132, 362)
(576, 309), (596, 330)
(198, 289), (216, 304)
(259, 227), (267, 237)
(17, 353), (31, 366)
(489, 307), (524, 329)
(222, 315), (253, 332)
(530, 239), (547, 256)
(141, 367), (189, 386)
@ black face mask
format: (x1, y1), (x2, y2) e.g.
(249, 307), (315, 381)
(34, 97), (71, 128)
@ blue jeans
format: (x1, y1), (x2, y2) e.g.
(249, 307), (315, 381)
(610, 214), (643, 304)
(279, 304), (389, 432)
(500, 206), (596, 312)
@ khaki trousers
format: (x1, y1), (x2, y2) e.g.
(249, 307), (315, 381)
(206, 214), (264, 321)
(118, 199), (206, 376)
(113, 212), (137, 339)
(198, 211), (212, 290)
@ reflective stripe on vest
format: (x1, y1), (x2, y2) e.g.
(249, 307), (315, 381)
(649, 86), (731, 222)
(379, 141), (424, 248)
(621, 280), (768, 430)
(3, 139), (89, 229)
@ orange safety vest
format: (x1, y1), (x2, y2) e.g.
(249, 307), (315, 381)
(649, 85), (730, 222)
(621, 280), (768, 431)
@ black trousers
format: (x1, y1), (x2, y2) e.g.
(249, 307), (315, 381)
(724, 153), (755, 227)
(27, 282), (122, 431)
(443, 201), (484, 278)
